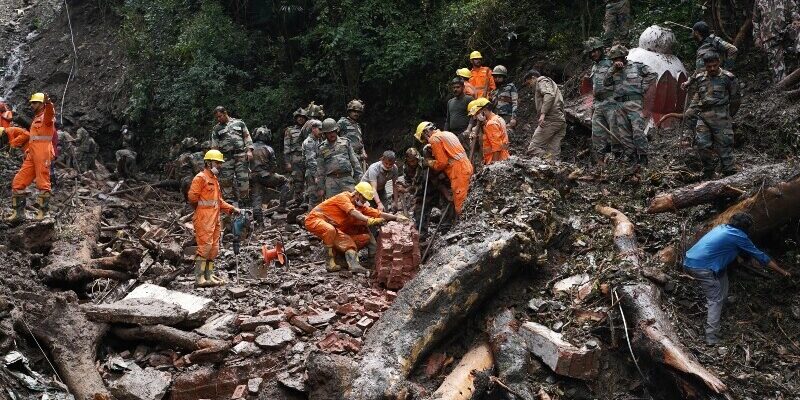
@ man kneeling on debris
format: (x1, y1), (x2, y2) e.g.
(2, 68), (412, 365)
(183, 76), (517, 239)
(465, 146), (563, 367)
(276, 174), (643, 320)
(684, 212), (790, 345)
(305, 182), (408, 273)
(188, 149), (241, 287)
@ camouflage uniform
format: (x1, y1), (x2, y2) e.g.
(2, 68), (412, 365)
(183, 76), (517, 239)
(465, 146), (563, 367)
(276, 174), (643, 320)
(695, 35), (738, 70)
(491, 82), (519, 129)
(251, 140), (289, 223)
(121, 126), (133, 148)
(337, 117), (366, 168)
(687, 69), (741, 177)
(607, 61), (657, 162)
(56, 130), (76, 168)
(211, 118), (253, 204)
(115, 148), (137, 179)
(283, 123), (305, 202)
(302, 127), (322, 209)
(753, 0), (800, 82)
(176, 146), (205, 200)
(590, 57), (619, 158)
(74, 128), (98, 172)
(316, 137), (363, 199)
(527, 76), (566, 158)
(603, 0), (630, 45)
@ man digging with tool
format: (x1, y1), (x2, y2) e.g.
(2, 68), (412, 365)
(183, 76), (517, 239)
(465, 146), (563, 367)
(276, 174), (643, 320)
(414, 121), (473, 216)
(304, 182), (408, 273)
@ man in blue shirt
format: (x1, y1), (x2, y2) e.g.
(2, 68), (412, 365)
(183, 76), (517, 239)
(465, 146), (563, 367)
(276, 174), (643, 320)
(684, 212), (790, 345)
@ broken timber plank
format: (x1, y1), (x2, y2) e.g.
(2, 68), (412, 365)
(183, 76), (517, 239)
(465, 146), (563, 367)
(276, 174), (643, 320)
(431, 342), (494, 400)
(518, 322), (599, 380)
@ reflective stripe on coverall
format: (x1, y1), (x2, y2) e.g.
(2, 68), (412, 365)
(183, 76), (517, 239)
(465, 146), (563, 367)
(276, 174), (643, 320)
(429, 130), (474, 215)
(11, 103), (55, 193)
(482, 112), (510, 165)
(469, 66), (496, 98)
(304, 191), (382, 253)
(188, 169), (235, 259)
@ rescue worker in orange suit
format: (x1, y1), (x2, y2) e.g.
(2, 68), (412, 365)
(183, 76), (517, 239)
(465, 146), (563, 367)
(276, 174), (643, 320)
(305, 182), (408, 273)
(468, 51), (496, 99)
(3, 93), (56, 222)
(468, 97), (510, 165)
(456, 68), (477, 98)
(415, 121), (474, 216)
(188, 149), (241, 287)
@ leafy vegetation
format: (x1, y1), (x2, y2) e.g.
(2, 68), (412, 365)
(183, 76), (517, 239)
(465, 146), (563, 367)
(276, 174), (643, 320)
(118, 0), (701, 164)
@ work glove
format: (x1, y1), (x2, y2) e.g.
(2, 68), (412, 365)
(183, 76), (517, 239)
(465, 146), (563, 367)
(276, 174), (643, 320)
(395, 215), (409, 223)
(367, 217), (385, 227)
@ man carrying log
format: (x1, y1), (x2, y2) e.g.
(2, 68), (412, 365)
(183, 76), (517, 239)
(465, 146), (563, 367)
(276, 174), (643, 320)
(304, 182), (407, 273)
(188, 149), (241, 287)
(683, 212), (790, 345)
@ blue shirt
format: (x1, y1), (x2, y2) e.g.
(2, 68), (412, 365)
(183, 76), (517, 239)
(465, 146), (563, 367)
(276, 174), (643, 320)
(684, 225), (770, 273)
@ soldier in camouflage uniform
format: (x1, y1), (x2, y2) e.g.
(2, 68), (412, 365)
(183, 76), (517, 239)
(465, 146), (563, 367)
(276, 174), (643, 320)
(686, 52), (741, 178)
(692, 21), (738, 70)
(56, 129), (76, 168)
(606, 44), (657, 167)
(115, 147), (137, 180)
(301, 119), (323, 210)
(210, 106), (253, 206)
(316, 118), (363, 199)
(302, 102), (325, 137)
(338, 100), (367, 170)
(251, 127), (290, 225)
(74, 127), (98, 173)
(176, 137), (206, 200)
(490, 65), (518, 133)
(585, 37), (619, 168)
(603, 0), (630, 46)
(120, 125), (133, 148)
(753, 0), (800, 82)
(284, 107), (309, 204)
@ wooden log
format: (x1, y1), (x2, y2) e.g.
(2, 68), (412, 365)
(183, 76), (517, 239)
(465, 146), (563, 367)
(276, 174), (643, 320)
(12, 293), (111, 399)
(346, 231), (528, 399)
(40, 206), (142, 287)
(647, 162), (798, 213)
(113, 324), (229, 363)
(518, 322), (599, 380)
(431, 342), (494, 400)
(596, 205), (640, 267)
(697, 175), (800, 240)
(597, 205), (731, 398)
(487, 309), (536, 400)
(778, 67), (800, 91)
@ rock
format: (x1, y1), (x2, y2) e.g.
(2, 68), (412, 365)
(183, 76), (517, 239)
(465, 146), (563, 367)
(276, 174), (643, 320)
(254, 325), (274, 335)
(82, 298), (188, 326)
(232, 341), (261, 357)
(336, 324), (362, 338)
(227, 286), (249, 299)
(527, 297), (547, 312)
(552, 274), (592, 294)
(277, 371), (307, 392)
(356, 316), (374, 330)
(255, 327), (295, 349)
(231, 384), (246, 399)
(108, 364), (171, 400)
(307, 311), (336, 327)
(291, 342), (306, 354)
(289, 316), (317, 334)
(240, 315), (284, 331)
(193, 313), (237, 340)
(247, 377), (263, 394)
(518, 322), (599, 380)
(125, 283), (212, 323)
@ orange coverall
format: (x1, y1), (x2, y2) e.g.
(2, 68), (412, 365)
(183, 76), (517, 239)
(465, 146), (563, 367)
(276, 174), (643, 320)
(188, 169), (235, 259)
(482, 112), (510, 165)
(429, 130), (474, 215)
(464, 82), (477, 98)
(305, 191), (381, 253)
(469, 66), (496, 99)
(11, 103), (55, 193)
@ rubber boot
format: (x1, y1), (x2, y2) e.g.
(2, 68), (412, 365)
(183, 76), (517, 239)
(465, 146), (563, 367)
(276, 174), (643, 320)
(34, 191), (51, 221)
(326, 247), (342, 272)
(363, 234), (377, 269)
(345, 250), (368, 274)
(194, 256), (209, 288)
(6, 194), (26, 223)
(206, 260), (226, 286)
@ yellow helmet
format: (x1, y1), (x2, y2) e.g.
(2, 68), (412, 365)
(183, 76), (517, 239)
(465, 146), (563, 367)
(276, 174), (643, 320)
(29, 93), (45, 103)
(469, 51), (483, 59)
(203, 149), (225, 162)
(456, 68), (472, 79)
(467, 98), (491, 116)
(414, 121), (434, 142)
(354, 182), (374, 201)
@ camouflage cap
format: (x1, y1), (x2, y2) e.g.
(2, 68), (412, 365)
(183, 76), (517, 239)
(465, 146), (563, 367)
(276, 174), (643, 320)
(306, 102), (325, 119)
(347, 99), (365, 112)
(583, 37), (604, 52)
(293, 107), (308, 118)
(320, 118), (338, 133)
(181, 137), (198, 149)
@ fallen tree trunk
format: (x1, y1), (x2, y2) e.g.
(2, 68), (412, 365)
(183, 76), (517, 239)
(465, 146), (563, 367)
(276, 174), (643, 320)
(113, 324), (229, 363)
(487, 309), (535, 400)
(12, 293), (111, 399)
(40, 206), (143, 286)
(431, 342), (494, 400)
(345, 231), (528, 399)
(778, 67), (800, 91)
(697, 174), (800, 240)
(598, 206), (731, 398)
(647, 162), (798, 213)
